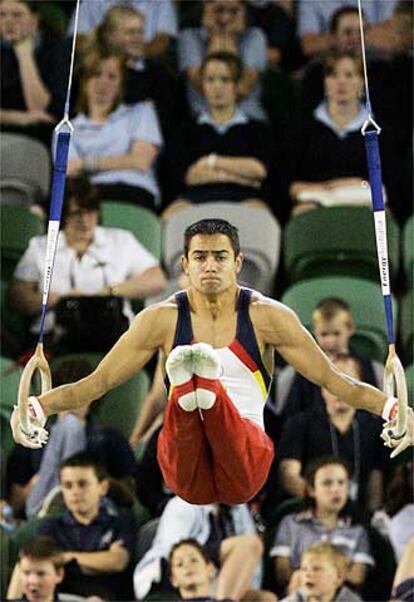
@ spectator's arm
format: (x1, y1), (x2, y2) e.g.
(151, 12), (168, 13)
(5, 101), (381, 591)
(9, 280), (60, 315)
(92, 140), (159, 173)
(6, 563), (22, 599)
(300, 32), (332, 58)
(144, 33), (171, 58)
(366, 469), (384, 513)
(274, 555), (294, 589)
(216, 155), (267, 180)
(279, 459), (306, 497)
(100, 266), (167, 300)
(65, 540), (129, 573)
(129, 355), (167, 448)
(237, 67), (259, 99)
(14, 38), (51, 110)
(0, 109), (53, 126)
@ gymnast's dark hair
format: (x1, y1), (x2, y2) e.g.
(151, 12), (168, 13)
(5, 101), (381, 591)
(184, 219), (240, 257)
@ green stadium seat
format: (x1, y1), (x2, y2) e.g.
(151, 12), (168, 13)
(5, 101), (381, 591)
(0, 531), (18, 599)
(100, 201), (161, 259)
(1, 205), (45, 281)
(403, 215), (414, 287)
(400, 290), (413, 365)
(0, 356), (23, 414)
(281, 277), (398, 362)
(50, 353), (150, 439)
(406, 364), (414, 408)
(283, 207), (400, 284)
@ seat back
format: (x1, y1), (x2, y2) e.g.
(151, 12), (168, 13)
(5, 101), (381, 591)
(281, 277), (398, 362)
(0, 133), (50, 199)
(400, 290), (413, 364)
(50, 353), (150, 439)
(100, 201), (161, 259)
(284, 207), (400, 283)
(1, 205), (45, 280)
(162, 203), (281, 294)
(136, 517), (160, 563)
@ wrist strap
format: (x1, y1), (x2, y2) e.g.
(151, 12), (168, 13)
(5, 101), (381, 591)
(382, 396), (398, 422)
(28, 396), (46, 421)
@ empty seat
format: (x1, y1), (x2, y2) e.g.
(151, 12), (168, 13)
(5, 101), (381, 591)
(0, 133), (51, 204)
(1, 205), (45, 280)
(100, 201), (161, 259)
(281, 277), (398, 362)
(162, 203), (281, 294)
(284, 207), (400, 284)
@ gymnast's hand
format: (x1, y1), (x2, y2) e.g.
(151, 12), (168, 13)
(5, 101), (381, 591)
(381, 406), (414, 458)
(10, 396), (48, 449)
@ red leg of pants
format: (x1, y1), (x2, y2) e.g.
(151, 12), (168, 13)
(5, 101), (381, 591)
(157, 378), (274, 505)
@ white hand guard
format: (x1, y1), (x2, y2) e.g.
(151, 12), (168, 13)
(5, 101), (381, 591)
(381, 406), (414, 459)
(10, 396), (48, 449)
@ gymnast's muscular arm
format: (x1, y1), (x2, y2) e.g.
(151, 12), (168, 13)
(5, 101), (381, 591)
(37, 303), (173, 417)
(253, 296), (387, 416)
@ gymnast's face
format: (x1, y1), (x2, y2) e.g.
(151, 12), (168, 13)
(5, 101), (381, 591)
(182, 234), (242, 297)
(85, 57), (122, 109)
(202, 60), (238, 112)
(325, 57), (363, 105)
(0, 0), (38, 43)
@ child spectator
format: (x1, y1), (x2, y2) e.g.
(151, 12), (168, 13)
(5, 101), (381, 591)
(270, 456), (374, 596)
(280, 541), (363, 601)
(7, 535), (103, 602)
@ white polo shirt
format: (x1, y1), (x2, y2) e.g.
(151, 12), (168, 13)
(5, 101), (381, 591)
(14, 226), (158, 333)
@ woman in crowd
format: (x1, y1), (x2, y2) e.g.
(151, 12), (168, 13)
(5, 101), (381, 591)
(163, 51), (274, 218)
(270, 456), (373, 597)
(288, 49), (399, 216)
(67, 46), (163, 210)
(0, 0), (66, 144)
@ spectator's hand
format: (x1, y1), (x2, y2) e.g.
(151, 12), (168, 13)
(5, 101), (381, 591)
(381, 407), (414, 458)
(14, 32), (36, 54)
(287, 569), (302, 594)
(67, 159), (84, 178)
(62, 289), (84, 298)
(18, 110), (54, 126)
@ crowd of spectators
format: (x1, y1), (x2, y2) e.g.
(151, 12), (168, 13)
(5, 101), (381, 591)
(1, 1), (413, 601)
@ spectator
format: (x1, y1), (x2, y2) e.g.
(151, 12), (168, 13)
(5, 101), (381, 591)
(133, 496), (268, 601)
(168, 538), (219, 601)
(271, 297), (383, 421)
(67, 46), (163, 209)
(163, 52), (273, 218)
(95, 4), (182, 137)
(280, 541), (363, 601)
(24, 358), (138, 518)
(68, 0), (177, 59)
(178, 0), (268, 121)
(9, 178), (166, 350)
(297, 0), (399, 58)
(277, 354), (387, 514)
(0, 0), (66, 145)
(288, 50), (399, 216)
(7, 535), (102, 602)
(22, 452), (135, 600)
(270, 456), (374, 596)
(169, 537), (277, 602)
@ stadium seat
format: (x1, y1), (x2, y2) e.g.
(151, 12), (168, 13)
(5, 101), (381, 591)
(1, 205), (45, 280)
(403, 214), (414, 287)
(50, 353), (150, 439)
(162, 203), (281, 294)
(400, 290), (413, 365)
(283, 207), (400, 284)
(0, 356), (23, 414)
(0, 531), (17, 600)
(281, 277), (398, 362)
(135, 517), (160, 563)
(100, 201), (161, 260)
(0, 133), (50, 205)
(11, 517), (45, 550)
(406, 364), (414, 408)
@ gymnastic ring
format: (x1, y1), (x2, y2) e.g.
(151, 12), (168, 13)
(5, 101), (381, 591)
(384, 345), (408, 437)
(18, 343), (51, 432)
